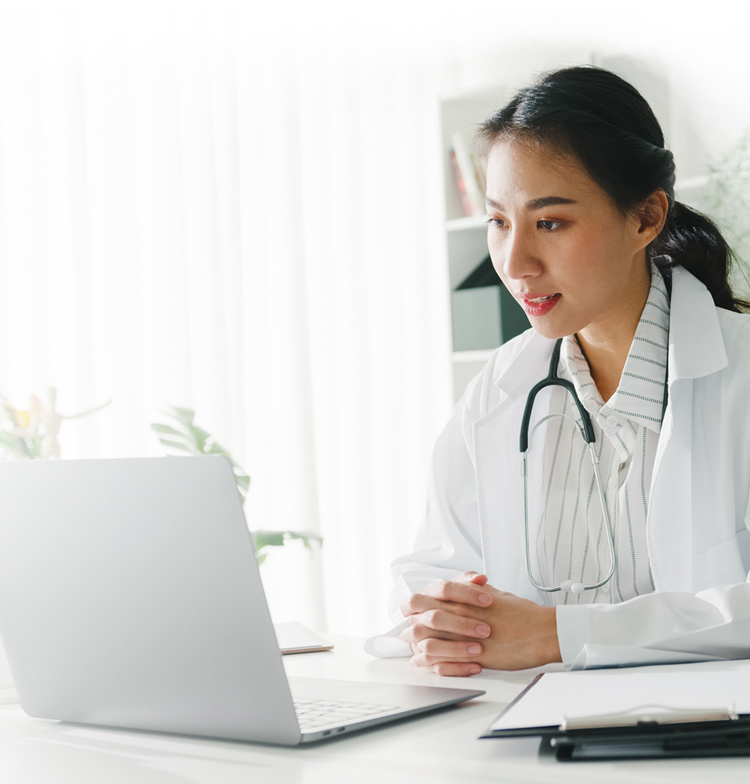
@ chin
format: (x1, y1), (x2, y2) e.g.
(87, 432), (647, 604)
(528, 320), (571, 341)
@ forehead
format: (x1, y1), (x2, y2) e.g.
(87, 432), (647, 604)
(485, 139), (604, 203)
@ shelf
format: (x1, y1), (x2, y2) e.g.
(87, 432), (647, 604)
(452, 349), (497, 364)
(447, 215), (489, 232)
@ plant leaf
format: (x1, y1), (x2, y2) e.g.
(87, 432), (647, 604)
(284, 531), (324, 550)
(253, 531), (285, 549)
(235, 474), (251, 491)
(251, 529), (323, 551)
(0, 432), (18, 448)
(158, 438), (195, 453)
(169, 407), (196, 426)
(191, 426), (211, 451)
(151, 424), (187, 437)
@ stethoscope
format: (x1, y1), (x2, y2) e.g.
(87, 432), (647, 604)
(519, 268), (672, 596)
(519, 338), (616, 595)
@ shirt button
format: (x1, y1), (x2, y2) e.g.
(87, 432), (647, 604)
(606, 416), (618, 427)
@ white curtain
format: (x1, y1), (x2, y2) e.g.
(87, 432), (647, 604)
(0, 2), (488, 636)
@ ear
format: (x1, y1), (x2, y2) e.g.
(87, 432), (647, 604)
(637, 189), (669, 243)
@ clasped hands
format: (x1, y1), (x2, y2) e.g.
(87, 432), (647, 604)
(399, 572), (561, 676)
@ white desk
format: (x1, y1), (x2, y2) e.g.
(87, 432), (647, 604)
(1, 636), (749, 783)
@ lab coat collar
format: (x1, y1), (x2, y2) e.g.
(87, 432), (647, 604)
(668, 266), (728, 380)
(492, 328), (555, 400)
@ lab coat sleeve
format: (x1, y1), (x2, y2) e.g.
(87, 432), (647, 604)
(365, 377), (486, 658)
(387, 390), (485, 622)
(557, 584), (750, 669)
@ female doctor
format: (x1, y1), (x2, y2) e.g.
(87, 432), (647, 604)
(391, 66), (750, 675)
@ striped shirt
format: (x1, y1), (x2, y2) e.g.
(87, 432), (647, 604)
(533, 264), (670, 606)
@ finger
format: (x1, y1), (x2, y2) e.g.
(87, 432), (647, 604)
(429, 661), (482, 677)
(400, 593), (443, 617)
(423, 579), (492, 608)
(402, 625), (464, 644)
(416, 638), (483, 659)
(402, 609), (491, 641)
(410, 645), (482, 668)
(456, 571), (488, 583)
(466, 573), (488, 586)
(410, 653), (482, 677)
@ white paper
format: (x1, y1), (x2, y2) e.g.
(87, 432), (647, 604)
(274, 622), (331, 653)
(491, 659), (750, 731)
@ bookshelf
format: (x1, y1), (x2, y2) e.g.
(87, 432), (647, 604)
(440, 83), (521, 402)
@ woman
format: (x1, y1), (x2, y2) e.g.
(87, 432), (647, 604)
(387, 66), (750, 675)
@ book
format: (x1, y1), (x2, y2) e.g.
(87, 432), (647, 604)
(451, 131), (487, 217)
(450, 149), (474, 218)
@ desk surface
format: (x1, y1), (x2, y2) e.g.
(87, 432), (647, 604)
(1, 635), (748, 783)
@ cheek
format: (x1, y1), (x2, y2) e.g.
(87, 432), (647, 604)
(565, 226), (629, 281)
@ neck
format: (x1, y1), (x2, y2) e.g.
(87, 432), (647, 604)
(575, 331), (633, 403)
(576, 267), (652, 403)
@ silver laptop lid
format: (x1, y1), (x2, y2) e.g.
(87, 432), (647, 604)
(0, 456), (301, 745)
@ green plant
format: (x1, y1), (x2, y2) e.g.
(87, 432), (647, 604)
(151, 406), (322, 564)
(0, 395), (43, 460)
(703, 130), (750, 298)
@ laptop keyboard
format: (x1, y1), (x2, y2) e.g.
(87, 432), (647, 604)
(294, 698), (399, 730)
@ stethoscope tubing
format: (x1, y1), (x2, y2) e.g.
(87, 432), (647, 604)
(520, 338), (617, 594)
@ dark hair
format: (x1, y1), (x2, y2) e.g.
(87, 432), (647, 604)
(478, 66), (749, 313)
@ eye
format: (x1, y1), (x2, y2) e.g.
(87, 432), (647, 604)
(538, 219), (564, 231)
(486, 218), (507, 230)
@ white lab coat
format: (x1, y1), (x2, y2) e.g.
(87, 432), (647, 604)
(385, 266), (750, 668)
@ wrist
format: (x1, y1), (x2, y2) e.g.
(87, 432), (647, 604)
(536, 606), (562, 665)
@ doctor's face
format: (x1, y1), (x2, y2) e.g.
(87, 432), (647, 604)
(485, 139), (652, 343)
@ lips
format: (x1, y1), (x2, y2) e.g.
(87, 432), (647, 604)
(519, 292), (561, 317)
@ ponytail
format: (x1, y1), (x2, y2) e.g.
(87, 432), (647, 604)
(652, 202), (750, 313)
(479, 66), (749, 313)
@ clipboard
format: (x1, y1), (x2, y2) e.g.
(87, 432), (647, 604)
(480, 661), (750, 761)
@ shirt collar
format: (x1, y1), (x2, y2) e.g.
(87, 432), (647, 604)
(560, 263), (670, 453)
(609, 265), (670, 435)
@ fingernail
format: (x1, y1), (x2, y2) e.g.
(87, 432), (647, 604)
(469, 665), (481, 675)
(478, 593), (491, 606)
(475, 623), (490, 637)
(468, 644), (481, 654)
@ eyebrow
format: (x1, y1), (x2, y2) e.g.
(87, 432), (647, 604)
(485, 196), (577, 210)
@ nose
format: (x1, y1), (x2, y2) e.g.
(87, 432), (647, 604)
(495, 226), (542, 282)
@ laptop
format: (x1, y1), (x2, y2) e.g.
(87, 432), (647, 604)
(0, 455), (483, 745)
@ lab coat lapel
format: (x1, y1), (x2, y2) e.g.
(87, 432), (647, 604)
(472, 332), (555, 600)
(648, 267), (728, 591)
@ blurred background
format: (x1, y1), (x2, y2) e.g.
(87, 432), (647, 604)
(0, 0), (748, 638)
